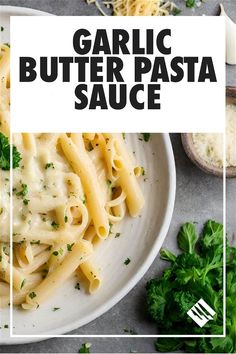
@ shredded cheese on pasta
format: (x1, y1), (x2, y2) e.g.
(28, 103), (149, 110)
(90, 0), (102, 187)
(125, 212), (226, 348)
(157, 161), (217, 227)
(87, 0), (178, 16)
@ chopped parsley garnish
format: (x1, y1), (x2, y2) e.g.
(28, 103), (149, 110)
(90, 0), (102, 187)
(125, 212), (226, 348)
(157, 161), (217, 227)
(115, 233), (121, 238)
(67, 243), (74, 252)
(141, 167), (145, 176)
(0, 133), (21, 170)
(185, 0), (204, 8)
(51, 221), (59, 230)
(142, 133), (151, 142)
(53, 248), (63, 256)
(20, 279), (26, 289)
(29, 292), (36, 299)
(30, 240), (40, 245)
(186, 0), (196, 8)
(16, 184), (28, 197)
(78, 343), (91, 353)
(23, 199), (30, 205)
(81, 195), (86, 204)
(124, 258), (131, 265)
(172, 7), (181, 15)
(123, 328), (137, 335)
(64, 215), (68, 223)
(52, 307), (60, 312)
(75, 282), (80, 290)
(45, 162), (55, 169)
(1, 26), (4, 32)
(122, 133), (126, 139)
(109, 222), (113, 235)
(4, 324), (8, 329)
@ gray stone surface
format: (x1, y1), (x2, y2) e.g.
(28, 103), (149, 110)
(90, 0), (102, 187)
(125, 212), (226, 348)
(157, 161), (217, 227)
(0, 0), (235, 352)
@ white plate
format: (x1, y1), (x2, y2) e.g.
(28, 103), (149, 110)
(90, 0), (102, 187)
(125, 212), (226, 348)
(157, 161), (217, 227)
(0, 6), (176, 344)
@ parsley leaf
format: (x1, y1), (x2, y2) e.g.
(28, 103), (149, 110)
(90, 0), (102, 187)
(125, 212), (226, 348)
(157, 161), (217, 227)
(20, 279), (26, 289)
(160, 248), (176, 262)
(172, 7), (181, 15)
(23, 199), (30, 205)
(186, 0), (196, 8)
(177, 222), (197, 254)
(124, 258), (131, 265)
(78, 343), (91, 353)
(52, 307), (60, 312)
(51, 221), (59, 230)
(141, 133), (151, 142)
(29, 292), (36, 299)
(0, 133), (21, 170)
(75, 282), (80, 290)
(16, 184), (28, 197)
(45, 162), (54, 169)
(67, 243), (74, 252)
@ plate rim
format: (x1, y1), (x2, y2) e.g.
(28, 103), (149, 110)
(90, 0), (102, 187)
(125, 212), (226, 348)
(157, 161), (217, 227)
(0, 5), (52, 16)
(0, 5), (176, 344)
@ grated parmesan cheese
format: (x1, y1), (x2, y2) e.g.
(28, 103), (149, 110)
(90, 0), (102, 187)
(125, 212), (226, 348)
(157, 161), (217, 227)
(87, 0), (178, 16)
(193, 104), (236, 168)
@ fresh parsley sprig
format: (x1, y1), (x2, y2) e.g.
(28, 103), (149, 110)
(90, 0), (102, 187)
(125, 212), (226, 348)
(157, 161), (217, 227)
(78, 343), (91, 353)
(146, 220), (236, 353)
(0, 132), (21, 170)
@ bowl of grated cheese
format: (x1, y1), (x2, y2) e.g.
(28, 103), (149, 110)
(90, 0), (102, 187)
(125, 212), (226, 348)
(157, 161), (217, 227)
(181, 87), (236, 178)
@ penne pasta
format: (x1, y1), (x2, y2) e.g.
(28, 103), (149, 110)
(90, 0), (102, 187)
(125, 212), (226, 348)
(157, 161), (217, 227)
(80, 261), (101, 293)
(23, 240), (93, 309)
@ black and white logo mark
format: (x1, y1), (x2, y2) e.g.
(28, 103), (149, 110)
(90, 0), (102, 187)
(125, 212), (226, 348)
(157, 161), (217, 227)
(187, 298), (216, 328)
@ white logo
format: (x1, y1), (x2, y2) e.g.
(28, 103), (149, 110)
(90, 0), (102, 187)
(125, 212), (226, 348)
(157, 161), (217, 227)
(187, 298), (216, 328)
